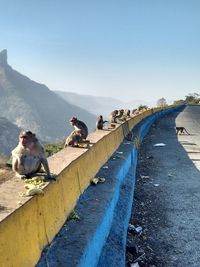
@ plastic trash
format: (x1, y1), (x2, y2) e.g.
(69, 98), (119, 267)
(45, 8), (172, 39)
(91, 177), (106, 185)
(140, 175), (150, 179)
(153, 143), (166, 147)
(128, 224), (143, 234)
(131, 263), (140, 267)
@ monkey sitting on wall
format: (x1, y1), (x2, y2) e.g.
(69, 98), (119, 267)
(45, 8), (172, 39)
(108, 109), (126, 124)
(11, 131), (52, 179)
(176, 127), (190, 135)
(123, 109), (131, 119)
(132, 108), (139, 116)
(69, 116), (88, 139)
(96, 115), (108, 130)
(64, 117), (90, 148)
(109, 110), (118, 123)
(116, 109), (126, 122)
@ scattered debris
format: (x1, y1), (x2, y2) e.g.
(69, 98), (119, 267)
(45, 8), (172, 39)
(128, 224), (143, 234)
(140, 175), (150, 179)
(24, 176), (45, 186)
(116, 154), (127, 160)
(131, 263), (140, 267)
(24, 184), (37, 190)
(102, 166), (109, 169)
(146, 156), (154, 159)
(68, 210), (80, 221)
(153, 143), (166, 147)
(116, 151), (124, 154)
(25, 188), (44, 196)
(91, 177), (106, 185)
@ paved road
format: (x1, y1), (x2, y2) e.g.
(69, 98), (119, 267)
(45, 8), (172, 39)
(128, 105), (200, 267)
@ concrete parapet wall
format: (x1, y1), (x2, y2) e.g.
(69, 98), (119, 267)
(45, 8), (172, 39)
(0, 105), (182, 267)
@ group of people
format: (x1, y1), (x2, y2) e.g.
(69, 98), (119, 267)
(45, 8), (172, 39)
(11, 107), (148, 180)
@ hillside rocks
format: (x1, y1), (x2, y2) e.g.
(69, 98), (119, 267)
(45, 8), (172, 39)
(0, 117), (21, 157)
(0, 49), (7, 66)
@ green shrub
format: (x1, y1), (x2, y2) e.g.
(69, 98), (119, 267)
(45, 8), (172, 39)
(44, 140), (65, 157)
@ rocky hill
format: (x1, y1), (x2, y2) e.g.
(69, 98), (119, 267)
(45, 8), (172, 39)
(0, 117), (21, 157)
(0, 50), (96, 142)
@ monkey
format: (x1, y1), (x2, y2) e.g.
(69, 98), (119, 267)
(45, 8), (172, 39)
(96, 115), (108, 130)
(11, 131), (52, 179)
(132, 109), (140, 116)
(64, 132), (81, 147)
(69, 117), (88, 140)
(64, 131), (90, 148)
(123, 109), (131, 119)
(116, 109), (126, 122)
(176, 127), (190, 135)
(109, 110), (118, 123)
(109, 109), (127, 124)
(131, 108), (137, 115)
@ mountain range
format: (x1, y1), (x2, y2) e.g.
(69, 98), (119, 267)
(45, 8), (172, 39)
(0, 49), (96, 148)
(55, 91), (154, 118)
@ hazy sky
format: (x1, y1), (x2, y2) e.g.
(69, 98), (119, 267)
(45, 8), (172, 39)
(1, 0), (200, 103)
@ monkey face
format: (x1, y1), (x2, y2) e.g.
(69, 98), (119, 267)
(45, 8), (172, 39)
(19, 131), (36, 148)
(20, 135), (28, 147)
(69, 117), (77, 126)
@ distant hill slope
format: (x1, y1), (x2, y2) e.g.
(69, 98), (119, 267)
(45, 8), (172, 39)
(55, 91), (126, 117)
(55, 91), (154, 118)
(0, 117), (21, 157)
(0, 50), (96, 142)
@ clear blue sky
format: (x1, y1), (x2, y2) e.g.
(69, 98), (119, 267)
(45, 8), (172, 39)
(1, 0), (200, 103)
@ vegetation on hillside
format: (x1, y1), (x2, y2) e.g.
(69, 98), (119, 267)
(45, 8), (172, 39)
(44, 141), (65, 157)
(174, 93), (200, 105)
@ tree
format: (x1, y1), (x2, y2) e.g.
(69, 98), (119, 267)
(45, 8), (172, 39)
(185, 93), (200, 104)
(137, 104), (148, 111)
(173, 99), (185, 105)
(156, 98), (167, 107)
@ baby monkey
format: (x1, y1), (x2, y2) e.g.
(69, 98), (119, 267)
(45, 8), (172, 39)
(64, 117), (89, 148)
(11, 131), (51, 179)
(176, 127), (190, 135)
(96, 115), (108, 130)
(64, 131), (90, 148)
